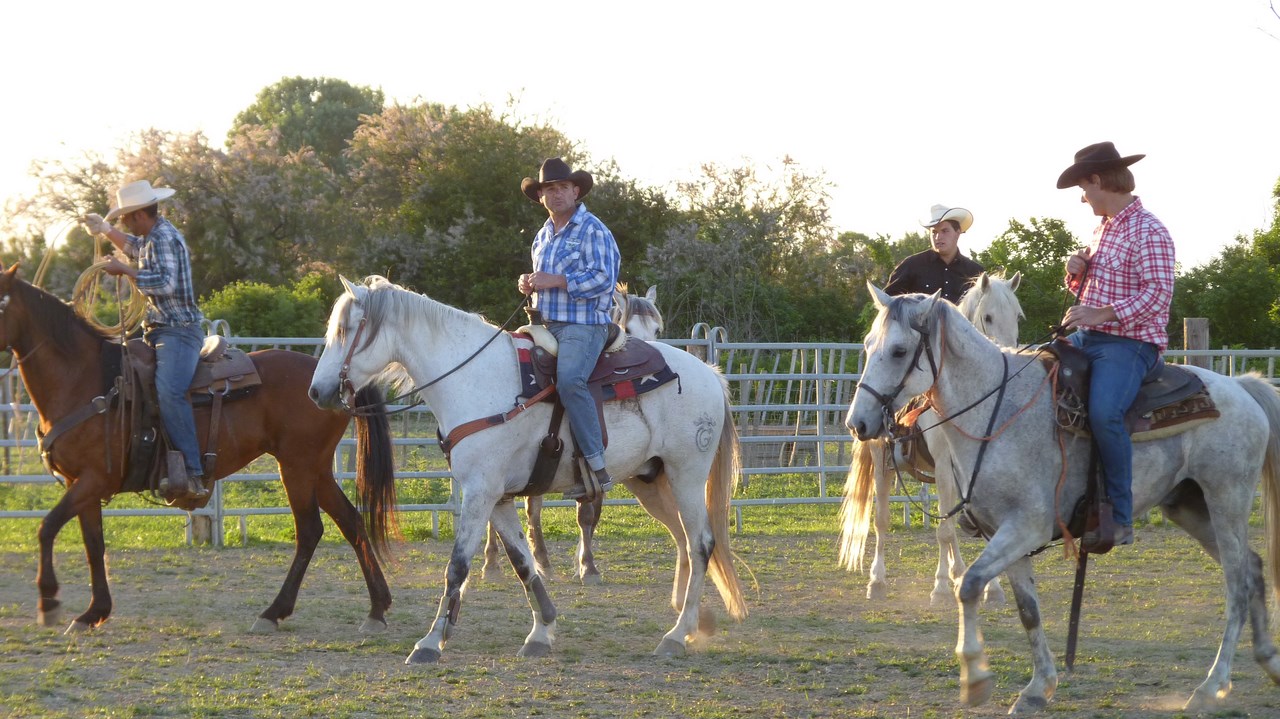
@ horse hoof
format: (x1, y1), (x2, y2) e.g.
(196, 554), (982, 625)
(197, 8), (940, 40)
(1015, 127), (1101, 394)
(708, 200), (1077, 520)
(929, 590), (953, 608)
(961, 675), (994, 707)
(358, 617), (388, 634)
(63, 620), (92, 635)
(1262, 653), (1280, 684)
(1183, 684), (1230, 712)
(579, 571), (603, 586)
(517, 641), (552, 658)
(866, 582), (888, 601)
(697, 606), (718, 637)
(654, 637), (686, 657)
(249, 617), (279, 634)
(405, 647), (441, 665)
(37, 607), (62, 628)
(1010, 694), (1048, 714)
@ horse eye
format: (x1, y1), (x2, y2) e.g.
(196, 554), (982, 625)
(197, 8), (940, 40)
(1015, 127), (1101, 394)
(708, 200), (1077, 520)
(984, 314), (993, 324)
(890, 347), (908, 360)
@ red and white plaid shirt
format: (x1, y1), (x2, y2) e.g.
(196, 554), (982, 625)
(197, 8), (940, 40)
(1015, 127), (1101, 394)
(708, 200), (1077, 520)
(1064, 197), (1175, 350)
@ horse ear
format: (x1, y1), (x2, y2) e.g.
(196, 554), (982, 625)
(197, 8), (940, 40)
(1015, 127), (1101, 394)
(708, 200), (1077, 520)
(1009, 271), (1022, 291)
(979, 272), (991, 290)
(868, 282), (892, 310)
(339, 275), (359, 297)
(645, 285), (657, 303)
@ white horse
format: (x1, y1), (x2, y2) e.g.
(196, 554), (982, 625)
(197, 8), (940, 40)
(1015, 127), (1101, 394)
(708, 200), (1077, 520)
(840, 272), (1022, 606)
(844, 285), (1280, 713)
(309, 276), (746, 662)
(481, 283), (665, 584)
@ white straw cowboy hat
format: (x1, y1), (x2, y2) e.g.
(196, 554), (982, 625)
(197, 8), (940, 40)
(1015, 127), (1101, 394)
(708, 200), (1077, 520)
(105, 180), (177, 221)
(921, 204), (973, 233)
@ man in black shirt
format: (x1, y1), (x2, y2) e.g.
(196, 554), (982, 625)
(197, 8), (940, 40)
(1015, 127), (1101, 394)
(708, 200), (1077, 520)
(884, 204), (984, 304)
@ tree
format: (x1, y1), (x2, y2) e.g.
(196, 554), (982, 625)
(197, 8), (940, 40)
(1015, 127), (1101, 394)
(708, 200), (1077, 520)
(230, 77), (384, 173)
(643, 159), (841, 341)
(974, 217), (1079, 343)
(201, 272), (337, 338)
(121, 128), (350, 290)
(344, 101), (576, 319)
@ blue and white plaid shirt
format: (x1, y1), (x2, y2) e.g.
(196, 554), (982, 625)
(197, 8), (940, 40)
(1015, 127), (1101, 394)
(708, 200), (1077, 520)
(530, 203), (620, 325)
(122, 216), (204, 328)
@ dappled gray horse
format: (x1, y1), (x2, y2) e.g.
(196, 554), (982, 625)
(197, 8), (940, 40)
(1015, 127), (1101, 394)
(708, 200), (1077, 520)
(844, 285), (1280, 713)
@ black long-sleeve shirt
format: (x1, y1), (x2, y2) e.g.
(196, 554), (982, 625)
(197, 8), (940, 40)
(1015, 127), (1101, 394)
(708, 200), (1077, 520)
(884, 250), (984, 304)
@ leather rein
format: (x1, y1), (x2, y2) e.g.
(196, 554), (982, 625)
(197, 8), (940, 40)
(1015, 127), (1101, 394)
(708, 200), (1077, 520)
(0, 291), (121, 482)
(859, 304), (1046, 527)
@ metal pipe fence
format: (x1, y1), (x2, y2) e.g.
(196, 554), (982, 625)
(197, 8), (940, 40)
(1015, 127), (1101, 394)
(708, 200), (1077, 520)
(2, 334), (1278, 547)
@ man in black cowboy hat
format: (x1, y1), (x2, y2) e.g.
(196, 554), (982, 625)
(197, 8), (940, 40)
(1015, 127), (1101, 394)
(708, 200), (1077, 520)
(1058, 141), (1175, 549)
(518, 158), (622, 500)
(885, 204), (985, 305)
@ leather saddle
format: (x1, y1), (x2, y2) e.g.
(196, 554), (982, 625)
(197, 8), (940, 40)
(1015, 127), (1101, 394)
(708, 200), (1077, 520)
(118, 336), (263, 498)
(518, 323), (669, 396)
(1040, 338), (1220, 441)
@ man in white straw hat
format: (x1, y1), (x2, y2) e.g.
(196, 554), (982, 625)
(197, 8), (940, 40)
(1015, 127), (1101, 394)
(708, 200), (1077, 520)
(82, 180), (208, 502)
(884, 204), (985, 304)
(517, 158), (621, 501)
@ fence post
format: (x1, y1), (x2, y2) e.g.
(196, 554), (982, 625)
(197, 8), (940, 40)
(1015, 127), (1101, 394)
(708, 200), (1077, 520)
(1184, 318), (1210, 369)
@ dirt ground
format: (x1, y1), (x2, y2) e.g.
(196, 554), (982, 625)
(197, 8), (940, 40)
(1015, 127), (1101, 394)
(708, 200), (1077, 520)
(3, 526), (1280, 718)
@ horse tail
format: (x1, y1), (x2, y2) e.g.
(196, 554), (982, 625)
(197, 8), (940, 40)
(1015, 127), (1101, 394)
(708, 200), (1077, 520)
(837, 438), (877, 573)
(1237, 373), (1280, 606)
(706, 395), (748, 621)
(353, 385), (399, 560)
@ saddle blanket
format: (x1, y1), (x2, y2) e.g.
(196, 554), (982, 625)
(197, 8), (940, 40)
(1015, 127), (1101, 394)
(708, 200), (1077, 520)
(510, 332), (679, 401)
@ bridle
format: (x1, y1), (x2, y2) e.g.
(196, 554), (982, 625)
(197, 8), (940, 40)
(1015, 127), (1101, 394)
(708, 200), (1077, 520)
(333, 293), (528, 415)
(855, 309), (943, 437)
(0, 292), (45, 364)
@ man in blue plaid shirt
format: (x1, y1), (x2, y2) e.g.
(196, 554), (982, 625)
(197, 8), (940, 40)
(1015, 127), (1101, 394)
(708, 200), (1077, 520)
(518, 158), (621, 500)
(84, 180), (208, 503)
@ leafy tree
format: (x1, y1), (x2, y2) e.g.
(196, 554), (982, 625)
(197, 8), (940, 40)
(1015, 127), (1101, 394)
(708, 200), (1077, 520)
(974, 217), (1079, 343)
(643, 159), (841, 341)
(201, 273), (337, 338)
(119, 128), (350, 291)
(345, 101), (576, 319)
(1174, 235), (1280, 348)
(230, 77), (384, 173)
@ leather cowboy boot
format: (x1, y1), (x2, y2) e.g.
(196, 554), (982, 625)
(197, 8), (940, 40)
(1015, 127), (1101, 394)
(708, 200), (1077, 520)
(159, 451), (209, 502)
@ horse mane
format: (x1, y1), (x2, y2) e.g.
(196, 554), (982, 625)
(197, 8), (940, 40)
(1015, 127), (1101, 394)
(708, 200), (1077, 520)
(340, 272), (494, 347)
(14, 278), (112, 355)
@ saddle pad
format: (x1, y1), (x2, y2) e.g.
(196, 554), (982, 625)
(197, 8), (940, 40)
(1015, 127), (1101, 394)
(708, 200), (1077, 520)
(1056, 387), (1220, 442)
(511, 332), (678, 401)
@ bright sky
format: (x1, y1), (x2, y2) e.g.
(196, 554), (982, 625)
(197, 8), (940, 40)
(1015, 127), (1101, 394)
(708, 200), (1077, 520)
(2, 0), (1277, 269)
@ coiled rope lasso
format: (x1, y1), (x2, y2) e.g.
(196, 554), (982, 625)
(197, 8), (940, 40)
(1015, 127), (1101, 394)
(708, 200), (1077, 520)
(71, 259), (148, 336)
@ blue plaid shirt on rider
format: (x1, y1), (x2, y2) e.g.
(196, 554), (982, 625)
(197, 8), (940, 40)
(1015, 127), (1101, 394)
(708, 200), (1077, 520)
(121, 216), (204, 328)
(530, 203), (620, 325)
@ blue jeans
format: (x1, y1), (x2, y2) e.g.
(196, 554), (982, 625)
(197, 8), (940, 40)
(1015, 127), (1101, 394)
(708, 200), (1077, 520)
(547, 322), (608, 470)
(146, 324), (205, 477)
(1068, 329), (1159, 527)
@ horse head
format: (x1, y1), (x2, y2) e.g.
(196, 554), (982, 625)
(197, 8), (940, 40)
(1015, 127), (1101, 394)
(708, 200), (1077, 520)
(611, 283), (663, 341)
(310, 275), (399, 411)
(958, 271), (1024, 348)
(846, 283), (949, 441)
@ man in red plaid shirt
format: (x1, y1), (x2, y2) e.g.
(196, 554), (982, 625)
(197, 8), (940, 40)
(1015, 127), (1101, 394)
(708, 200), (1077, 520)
(1057, 141), (1175, 549)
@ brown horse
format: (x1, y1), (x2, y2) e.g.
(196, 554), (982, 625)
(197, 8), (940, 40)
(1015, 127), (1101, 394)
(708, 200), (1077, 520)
(0, 264), (398, 634)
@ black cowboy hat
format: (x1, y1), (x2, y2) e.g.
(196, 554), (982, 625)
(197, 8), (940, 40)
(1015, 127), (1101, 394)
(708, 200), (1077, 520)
(1056, 141), (1145, 189)
(521, 158), (593, 203)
